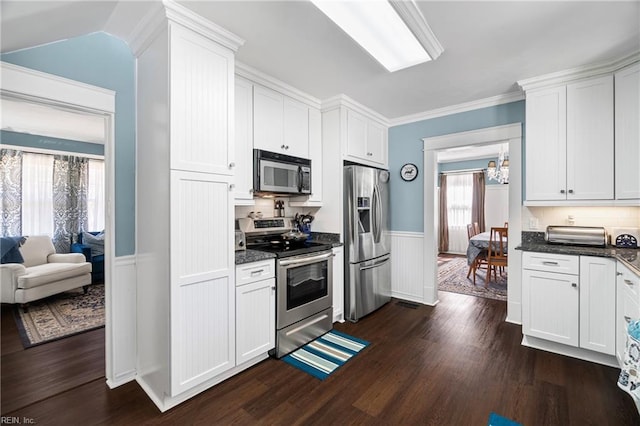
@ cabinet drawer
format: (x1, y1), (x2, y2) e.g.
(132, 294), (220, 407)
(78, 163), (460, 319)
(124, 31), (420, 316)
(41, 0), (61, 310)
(618, 262), (640, 301)
(523, 252), (579, 275)
(236, 260), (275, 286)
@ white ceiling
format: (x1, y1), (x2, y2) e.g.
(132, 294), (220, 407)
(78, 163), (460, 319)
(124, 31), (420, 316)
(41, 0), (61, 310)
(1, 1), (639, 123)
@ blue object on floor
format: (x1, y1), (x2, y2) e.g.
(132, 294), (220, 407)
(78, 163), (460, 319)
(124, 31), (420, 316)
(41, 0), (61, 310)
(282, 330), (369, 380)
(488, 412), (522, 426)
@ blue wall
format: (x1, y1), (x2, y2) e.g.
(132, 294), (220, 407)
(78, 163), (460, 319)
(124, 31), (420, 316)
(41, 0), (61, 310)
(1, 130), (105, 156)
(2, 32), (135, 256)
(388, 101), (525, 232)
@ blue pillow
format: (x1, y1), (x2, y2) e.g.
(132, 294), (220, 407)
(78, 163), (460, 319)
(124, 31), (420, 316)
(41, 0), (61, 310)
(0, 236), (26, 264)
(83, 232), (104, 257)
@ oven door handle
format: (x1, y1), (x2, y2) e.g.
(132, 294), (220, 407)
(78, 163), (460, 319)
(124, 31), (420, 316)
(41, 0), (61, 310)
(279, 251), (334, 266)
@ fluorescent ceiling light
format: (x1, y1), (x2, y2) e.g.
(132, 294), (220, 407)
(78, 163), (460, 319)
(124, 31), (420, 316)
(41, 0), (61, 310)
(311, 0), (438, 72)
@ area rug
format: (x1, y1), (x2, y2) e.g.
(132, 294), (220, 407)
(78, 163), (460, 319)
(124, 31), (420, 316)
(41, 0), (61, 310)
(488, 412), (522, 426)
(438, 256), (507, 301)
(282, 330), (369, 380)
(13, 284), (105, 348)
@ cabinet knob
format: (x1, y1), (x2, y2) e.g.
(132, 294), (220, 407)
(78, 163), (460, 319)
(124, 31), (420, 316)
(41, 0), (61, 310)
(229, 184), (235, 191)
(249, 188), (254, 193)
(571, 282), (577, 288)
(271, 286), (276, 291)
(367, 152), (373, 156)
(568, 189), (574, 194)
(229, 162), (235, 168)
(617, 272), (623, 276)
(285, 145), (290, 150)
(560, 189), (566, 194)
(625, 316), (633, 323)
(625, 279), (634, 287)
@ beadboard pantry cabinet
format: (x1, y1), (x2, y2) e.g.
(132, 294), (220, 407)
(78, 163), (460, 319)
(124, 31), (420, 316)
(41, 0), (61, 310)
(234, 76), (255, 204)
(133, 2), (260, 412)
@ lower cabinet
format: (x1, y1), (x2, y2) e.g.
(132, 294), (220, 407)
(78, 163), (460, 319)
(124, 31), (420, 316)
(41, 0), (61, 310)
(616, 261), (640, 365)
(522, 252), (616, 356)
(332, 246), (344, 322)
(235, 260), (275, 364)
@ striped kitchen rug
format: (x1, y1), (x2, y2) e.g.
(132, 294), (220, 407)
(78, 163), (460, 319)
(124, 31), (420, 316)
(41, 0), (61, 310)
(282, 330), (369, 380)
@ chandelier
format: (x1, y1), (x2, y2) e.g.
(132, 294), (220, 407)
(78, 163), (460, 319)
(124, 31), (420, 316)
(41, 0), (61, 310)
(487, 150), (509, 184)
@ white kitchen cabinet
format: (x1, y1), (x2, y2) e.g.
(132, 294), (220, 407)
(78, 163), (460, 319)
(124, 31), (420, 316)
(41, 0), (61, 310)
(616, 261), (640, 365)
(253, 85), (309, 159)
(345, 109), (387, 168)
(169, 24), (235, 176)
(290, 107), (322, 206)
(579, 256), (616, 355)
(566, 75), (614, 200)
(236, 260), (275, 364)
(522, 252), (617, 357)
(615, 62), (640, 200)
(332, 246), (344, 322)
(522, 253), (580, 347)
(525, 75), (613, 202)
(135, 6), (243, 410)
(234, 76), (255, 205)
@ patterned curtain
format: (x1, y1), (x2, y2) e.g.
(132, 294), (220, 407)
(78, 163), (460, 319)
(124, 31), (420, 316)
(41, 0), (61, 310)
(0, 149), (23, 237)
(52, 155), (88, 252)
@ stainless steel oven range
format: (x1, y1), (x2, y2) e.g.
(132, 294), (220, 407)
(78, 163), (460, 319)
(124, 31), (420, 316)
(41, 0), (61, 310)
(238, 217), (333, 358)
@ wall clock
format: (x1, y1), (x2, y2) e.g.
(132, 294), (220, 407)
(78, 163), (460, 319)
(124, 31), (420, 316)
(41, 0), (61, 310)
(400, 163), (418, 181)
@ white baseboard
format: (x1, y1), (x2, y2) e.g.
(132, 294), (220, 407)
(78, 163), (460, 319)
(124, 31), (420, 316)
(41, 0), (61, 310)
(522, 335), (618, 368)
(106, 370), (136, 389)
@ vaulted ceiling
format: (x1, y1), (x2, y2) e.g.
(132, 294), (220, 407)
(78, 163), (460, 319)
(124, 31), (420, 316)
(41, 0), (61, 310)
(2, 1), (639, 122)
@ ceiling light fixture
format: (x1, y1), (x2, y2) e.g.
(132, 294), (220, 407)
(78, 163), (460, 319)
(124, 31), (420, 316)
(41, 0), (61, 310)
(310, 0), (443, 72)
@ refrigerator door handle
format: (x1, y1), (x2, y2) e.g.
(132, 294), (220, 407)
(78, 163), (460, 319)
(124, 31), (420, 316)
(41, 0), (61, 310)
(359, 256), (390, 271)
(372, 184), (382, 243)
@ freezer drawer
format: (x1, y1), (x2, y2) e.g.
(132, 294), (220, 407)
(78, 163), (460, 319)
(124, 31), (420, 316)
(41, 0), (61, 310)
(346, 254), (391, 322)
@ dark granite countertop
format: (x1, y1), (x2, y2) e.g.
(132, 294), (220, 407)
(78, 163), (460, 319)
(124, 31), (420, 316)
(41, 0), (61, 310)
(517, 232), (640, 276)
(235, 249), (276, 265)
(309, 232), (343, 247)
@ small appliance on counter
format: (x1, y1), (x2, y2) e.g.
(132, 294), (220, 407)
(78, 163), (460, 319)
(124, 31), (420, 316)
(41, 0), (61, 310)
(611, 227), (640, 248)
(544, 226), (607, 247)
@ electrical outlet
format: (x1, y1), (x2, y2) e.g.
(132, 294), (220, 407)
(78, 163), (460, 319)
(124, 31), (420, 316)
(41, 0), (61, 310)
(529, 217), (539, 230)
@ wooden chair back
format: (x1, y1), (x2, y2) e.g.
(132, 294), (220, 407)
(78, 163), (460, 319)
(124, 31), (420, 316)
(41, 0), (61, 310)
(473, 222), (481, 235)
(488, 227), (508, 261)
(467, 224), (476, 240)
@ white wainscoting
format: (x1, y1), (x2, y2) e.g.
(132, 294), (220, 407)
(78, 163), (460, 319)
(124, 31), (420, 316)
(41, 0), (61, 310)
(390, 231), (425, 304)
(106, 255), (137, 388)
(485, 185), (509, 229)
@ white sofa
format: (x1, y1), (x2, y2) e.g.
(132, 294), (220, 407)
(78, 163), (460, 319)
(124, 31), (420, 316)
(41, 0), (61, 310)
(0, 235), (92, 305)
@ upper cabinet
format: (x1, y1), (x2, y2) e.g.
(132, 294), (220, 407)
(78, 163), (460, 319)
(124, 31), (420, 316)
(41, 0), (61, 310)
(170, 24), (235, 176)
(253, 85), (309, 159)
(234, 76), (255, 204)
(345, 108), (388, 168)
(520, 55), (639, 206)
(614, 62), (640, 200)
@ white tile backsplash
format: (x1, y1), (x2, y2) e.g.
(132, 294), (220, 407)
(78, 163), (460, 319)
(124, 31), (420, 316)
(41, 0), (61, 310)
(522, 206), (640, 234)
(235, 198), (320, 223)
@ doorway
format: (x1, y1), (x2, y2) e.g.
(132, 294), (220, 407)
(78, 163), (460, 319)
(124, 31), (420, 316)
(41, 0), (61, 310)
(0, 63), (115, 410)
(422, 124), (522, 324)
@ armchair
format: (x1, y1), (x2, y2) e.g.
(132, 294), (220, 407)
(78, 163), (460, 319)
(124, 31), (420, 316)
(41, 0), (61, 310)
(0, 235), (91, 305)
(71, 231), (104, 283)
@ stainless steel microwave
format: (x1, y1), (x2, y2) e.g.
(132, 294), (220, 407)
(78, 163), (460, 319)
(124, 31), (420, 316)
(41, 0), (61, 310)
(253, 149), (311, 195)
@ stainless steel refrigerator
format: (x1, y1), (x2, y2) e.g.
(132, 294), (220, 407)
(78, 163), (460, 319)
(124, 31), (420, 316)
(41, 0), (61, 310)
(344, 165), (391, 322)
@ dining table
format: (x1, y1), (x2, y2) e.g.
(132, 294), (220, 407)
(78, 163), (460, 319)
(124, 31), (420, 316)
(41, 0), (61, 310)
(466, 231), (508, 266)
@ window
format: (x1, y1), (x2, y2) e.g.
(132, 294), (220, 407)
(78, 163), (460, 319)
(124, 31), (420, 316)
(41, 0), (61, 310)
(21, 153), (54, 236)
(445, 173), (473, 253)
(87, 159), (105, 231)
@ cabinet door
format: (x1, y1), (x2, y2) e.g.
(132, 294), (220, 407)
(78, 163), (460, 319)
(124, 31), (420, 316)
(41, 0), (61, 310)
(366, 120), (386, 166)
(234, 77), (255, 204)
(579, 256), (616, 355)
(522, 269), (579, 346)
(346, 109), (368, 160)
(253, 85), (284, 154)
(283, 97), (309, 159)
(617, 263), (640, 365)
(170, 170), (235, 396)
(307, 108), (322, 203)
(236, 278), (275, 364)
(566, 75), (614, 200)
(525, 86), (567, 201)
(170, 23), (235, 176)
(332, 246), (344, 322)
(615, 63), (640, 200)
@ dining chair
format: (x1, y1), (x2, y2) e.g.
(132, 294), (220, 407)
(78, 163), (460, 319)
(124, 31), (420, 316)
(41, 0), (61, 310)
(466, 223), (487, 285)
(486, 227), (508, 285)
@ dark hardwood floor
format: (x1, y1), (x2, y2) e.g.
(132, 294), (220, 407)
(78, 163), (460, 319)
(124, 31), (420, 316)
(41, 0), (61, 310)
(2, 291), (638, 425)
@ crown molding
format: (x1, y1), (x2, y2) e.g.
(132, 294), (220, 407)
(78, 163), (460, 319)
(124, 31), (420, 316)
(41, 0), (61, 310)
(129, 0), (244, 57)
(518, 51), (640, 92)
(389, 0), (444, 61)
(235, 62), (321, 110)
(321, 94), (390, 126)
(390, 91), (524, 127)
